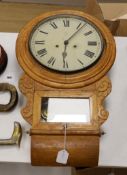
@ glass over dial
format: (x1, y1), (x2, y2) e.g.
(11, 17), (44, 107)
(29, 14), (104, 73)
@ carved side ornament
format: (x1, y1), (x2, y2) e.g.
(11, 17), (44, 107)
(19, 73), (35, 124)
(96, 76), (112, 125)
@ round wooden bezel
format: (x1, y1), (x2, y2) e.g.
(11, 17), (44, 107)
(16, 10), (116, 89)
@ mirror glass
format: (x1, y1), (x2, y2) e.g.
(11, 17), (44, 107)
(41, 98), (90, 123)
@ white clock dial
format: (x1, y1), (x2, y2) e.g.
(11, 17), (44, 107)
(29, 14), (104, 73)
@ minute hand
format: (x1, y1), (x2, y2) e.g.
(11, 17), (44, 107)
(66, 23), (87, 43)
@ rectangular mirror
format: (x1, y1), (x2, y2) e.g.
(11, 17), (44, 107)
(41, 98), (90, 123)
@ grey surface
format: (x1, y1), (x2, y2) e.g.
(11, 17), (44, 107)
(0, 163), (71, 175)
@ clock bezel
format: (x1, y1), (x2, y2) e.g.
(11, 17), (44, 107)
(28, 14), (104, 74)
(16, 10), (116, 89)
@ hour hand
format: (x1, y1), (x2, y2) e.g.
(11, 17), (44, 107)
(62, 52), (67, 59)
(62, 43), (67, 62)
(62, 51), (67, 68)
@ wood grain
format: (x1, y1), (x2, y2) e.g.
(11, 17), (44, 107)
(31, 135), (99, 167)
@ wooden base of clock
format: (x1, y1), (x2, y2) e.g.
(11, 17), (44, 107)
(19, 74), (111, 167)
(31, 135), (99, 167)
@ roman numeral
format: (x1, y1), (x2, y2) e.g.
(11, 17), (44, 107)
(63, 19), (69, 27)
(88, 41), (97, 46)
(39, 30), (48, 34)
(47, 57), (56, 65)
(84, 50), (95, 58)
(50, 22), (58, 29)
(76, 22), (82, 30)
(35, 40), (45, 44)
(77, 59), (84, 65)
(84, 31), (93, 36)
(37, 48), (47, 57)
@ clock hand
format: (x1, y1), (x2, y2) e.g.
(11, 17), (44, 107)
(65, 23), (87, 44)
(62, 24), (87, 67)
(62, 43), (68, 67)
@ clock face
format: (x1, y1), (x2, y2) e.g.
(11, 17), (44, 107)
(29, 14), (104, 73)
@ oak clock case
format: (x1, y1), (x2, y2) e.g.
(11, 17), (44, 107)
(16, 10), (116, 167)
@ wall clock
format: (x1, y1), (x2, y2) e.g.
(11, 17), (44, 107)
(16, 10), (116, 167)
